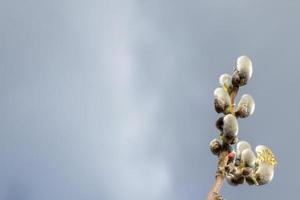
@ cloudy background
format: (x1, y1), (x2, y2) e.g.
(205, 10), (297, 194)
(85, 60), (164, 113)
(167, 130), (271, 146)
(0, 0), (298, 200)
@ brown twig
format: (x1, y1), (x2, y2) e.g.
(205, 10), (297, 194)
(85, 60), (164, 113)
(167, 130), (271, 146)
(206, 151), (228, 200)
(206, 87), (238, 200)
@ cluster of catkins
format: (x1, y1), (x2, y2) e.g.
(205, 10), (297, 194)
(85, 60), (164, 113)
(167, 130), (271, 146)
(209, 55), (277, 186)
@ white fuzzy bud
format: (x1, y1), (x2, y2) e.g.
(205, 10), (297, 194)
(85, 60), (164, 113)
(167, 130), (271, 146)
(232, 55), (253, 87)
(236, 94), (255, 118)
(214, 87), (230, 113)
(223, 114), (238, 138)
(237, 55), (253, 80)
(219, 73), (233, 91)
(255, 162), (274, 185)
(255, 145), (277, 185)
(255, 145), (269, 155)
(241, 149), (256, 168)
(236, 141), (251, 159)
(255, 145), (277, 166)
(209, 139), (222, 155)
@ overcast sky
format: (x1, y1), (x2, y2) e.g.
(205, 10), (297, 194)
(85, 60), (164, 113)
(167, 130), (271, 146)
(0, 0), (299, 200)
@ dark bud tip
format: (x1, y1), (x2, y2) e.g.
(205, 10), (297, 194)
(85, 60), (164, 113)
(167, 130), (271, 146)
(215, 117), (224, 132)
(209, 139), (222, 155)
(214, 99), (225, 113)
(227, 175), (245, 186)
(235, 175), (245, 184)
(245, 176), (257, 185)
(230, 137), (238, 145)
(232, 70), (247, 87)
(232, 70), (240, 87)
(242, 167), (253, 176)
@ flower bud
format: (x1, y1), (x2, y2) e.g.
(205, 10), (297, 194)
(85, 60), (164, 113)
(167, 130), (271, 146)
(223, 114), (238, 138)
(236, 141), (251, 160)
(241, 149), (256, 168)
(237, 55), (253, 80)
(228, 151), (236, 163)
(220, 114), (238, 144)
(216, 116), (237, 145)
(255, 145), (277, 185)
(255, 163), (274, 185)
(245, 175), (257, 185)
(236, 94), (255, 118)
(232, 55), (253, 87)
(209, 139), (222, 155)
(219, 73), (233, 92)
(214, 87), (231, 113)
(226, 175), (239, 186)
(255, 145), (277, 167)
(215, 117), (224, 132)
(226, 174), (245, 186)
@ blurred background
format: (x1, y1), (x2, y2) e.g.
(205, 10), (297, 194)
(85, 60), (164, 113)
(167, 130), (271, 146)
(0, 0), (298, 199)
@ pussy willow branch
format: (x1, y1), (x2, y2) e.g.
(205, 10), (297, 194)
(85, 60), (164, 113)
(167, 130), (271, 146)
(206, 88), (238, 200)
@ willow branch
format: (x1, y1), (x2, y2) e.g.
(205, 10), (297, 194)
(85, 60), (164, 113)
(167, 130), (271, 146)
(206, 87), (238, 200)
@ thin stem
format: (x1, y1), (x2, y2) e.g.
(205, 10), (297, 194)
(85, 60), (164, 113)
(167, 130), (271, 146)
(206, 151), (228, 200)
(206, 87), (238, 200)
(229, 88), (238, 115)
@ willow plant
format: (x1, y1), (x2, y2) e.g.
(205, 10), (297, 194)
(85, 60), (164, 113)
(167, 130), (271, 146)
(206, 56), (277, 200)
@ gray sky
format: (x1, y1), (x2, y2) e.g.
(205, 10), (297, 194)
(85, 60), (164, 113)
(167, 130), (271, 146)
(0, 0), (298, 200)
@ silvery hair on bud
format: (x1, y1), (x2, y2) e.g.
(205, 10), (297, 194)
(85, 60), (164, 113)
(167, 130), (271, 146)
(236, 141), (251, 159)
(255, 145), (269, 154)
(254, 145), (276, 185)
(241, 149), (256, 168)
(219, 73), (233, 90)
(232, 55), (253, 87)
(255, 163), (274, 185)
(237, 55), (253, 80)
(236, 94), (255, 118)
(214, 87), (230, 113)
(223, 114), (238, 138)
